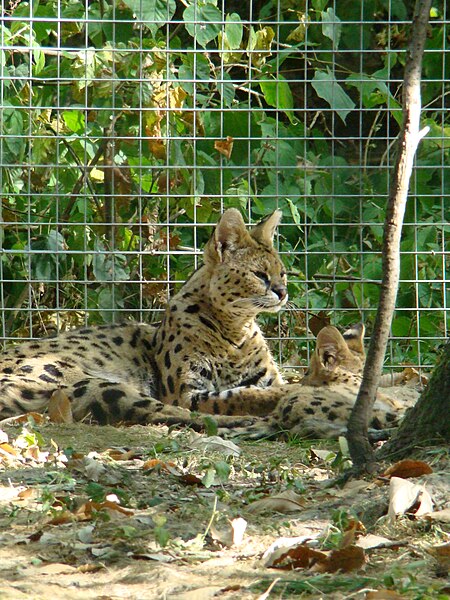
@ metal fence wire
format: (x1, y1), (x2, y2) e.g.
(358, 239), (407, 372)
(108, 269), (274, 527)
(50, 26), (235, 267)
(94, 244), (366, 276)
(0, 0), (448, 372)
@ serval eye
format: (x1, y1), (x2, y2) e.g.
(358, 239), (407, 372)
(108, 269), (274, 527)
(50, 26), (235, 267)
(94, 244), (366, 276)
(253, 271), (270, 284)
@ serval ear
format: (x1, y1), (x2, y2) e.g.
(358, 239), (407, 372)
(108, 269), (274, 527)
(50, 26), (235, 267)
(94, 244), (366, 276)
(204, 208), (250, 264)
(315, 326), (349, 371)
(250, 210), (282, 247)
(342, 323), (365, 358)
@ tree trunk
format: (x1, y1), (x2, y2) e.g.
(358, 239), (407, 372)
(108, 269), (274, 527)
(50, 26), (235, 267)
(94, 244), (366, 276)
(379, 342), (450, 459)
(346, 0), (432, 472)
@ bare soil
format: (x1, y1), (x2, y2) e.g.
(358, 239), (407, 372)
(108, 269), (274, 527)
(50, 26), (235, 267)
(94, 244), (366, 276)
(0, 422), (448, 600)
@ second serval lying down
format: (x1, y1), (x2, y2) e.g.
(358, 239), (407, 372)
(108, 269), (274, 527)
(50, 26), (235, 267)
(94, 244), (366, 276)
(0, 209), (413, 438)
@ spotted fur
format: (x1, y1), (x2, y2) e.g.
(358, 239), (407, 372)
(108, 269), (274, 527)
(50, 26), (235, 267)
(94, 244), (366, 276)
(0, 209), (410, 437)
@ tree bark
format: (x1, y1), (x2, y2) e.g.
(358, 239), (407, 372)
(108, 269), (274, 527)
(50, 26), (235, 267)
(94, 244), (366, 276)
(379, 342), (450, 459)
(346, 0), (432, 471)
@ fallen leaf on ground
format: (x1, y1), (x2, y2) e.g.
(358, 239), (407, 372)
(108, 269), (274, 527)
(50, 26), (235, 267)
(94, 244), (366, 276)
(0, 485), (27, 502)
(382, 459), (433, 479)
(422, 508), (450, 523)
(356, 534), (407, 550)
(210, 517), (248, 547)
(142, 458), (179, 473)
(366, 591), (404, 599)
(48, 389), (73, 423)
(39, 563), (78, 575)
(0, 442), (20, 458)
(0, 412), (46, 425)
(266, 542), (327, 570)
(247, 490), (304, 514)
(83, 456), (106, 481)
(263, 537), (365, 573)
(387, 476), (434, 520)
(105, 448), (142, 461)
(318, 545), (365, 573)
(426, 542), (450, 570)
(189, 435), (241, 457)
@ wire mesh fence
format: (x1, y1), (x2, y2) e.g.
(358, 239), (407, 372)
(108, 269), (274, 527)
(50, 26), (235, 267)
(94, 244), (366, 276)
(1, 0), (448, 372)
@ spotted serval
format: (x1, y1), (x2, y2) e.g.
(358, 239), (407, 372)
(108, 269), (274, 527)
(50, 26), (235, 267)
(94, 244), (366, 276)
(0, 209), (410, 437)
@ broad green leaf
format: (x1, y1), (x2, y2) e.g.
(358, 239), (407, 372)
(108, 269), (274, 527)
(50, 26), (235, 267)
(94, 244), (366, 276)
(311, 69), (355, 124)
(225, 13), (243, 49)
(29, 231), (67, 281)
(203, 415), (218, 436)
(122, 0), (176, 31)
(321, 8), (341, 49)
(214, 460), (231, 483)
(259, 75), (295, 123)
(32, 47), (45, 75)
(219, 71), (235, 107)
(391, 316), (413, 337)
(183, 3), (222, 48)
(62, 109), (85, 133)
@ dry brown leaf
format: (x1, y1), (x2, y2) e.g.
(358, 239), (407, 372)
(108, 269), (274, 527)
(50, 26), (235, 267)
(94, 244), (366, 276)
(0, 442), (19, 457)
(48, 389), (73, 423)
(48, 510), (80, 525)
(383, 459), (433, 479)
(86, 500), (134, 517)
(39, 563), (77, 575)
(366, 591), (404, 599)
(179, 473), (203, 485)
(422, 508), (450, 523)
(247, 490), (305, 514)
(106, 448), (141, 461)
(142, 458), (177, 472)
(426, 542), (450, 570)
(214, 136), (234, 159)
(270, 544), (327, 570)
(0, 412), (46, 425)
(77, 563), (104, 573)
(339, 519), (365, 548)
(318, 545), (366, 573)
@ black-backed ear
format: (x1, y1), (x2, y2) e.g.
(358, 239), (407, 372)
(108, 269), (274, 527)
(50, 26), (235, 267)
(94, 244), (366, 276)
(203, 208), (249, 264)
(250, 210), (282, 247)
(342, 323), (365, 356)
(315, 326), (347, 371)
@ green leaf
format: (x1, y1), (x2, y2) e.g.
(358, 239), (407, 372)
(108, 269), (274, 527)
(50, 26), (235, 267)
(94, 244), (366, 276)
(259, 74), (295, 123)
(219, 71), (235, 107)
(183, 3), (222, 48)
(202, 466), (216, 488)
(32, 46), (45, 76)
(154, 526), (170, 548)
(391, 316), (413, 337)
(62, 109), (85, 133)
(29, 231), (67, 281)
(202, 415), (218, 436)
(214, 460), (231, 483)
(311, 69), (355, 124)
(122, 0), (176, 31)
(225, 13), (243, 49)
(321, 8), (341, 49)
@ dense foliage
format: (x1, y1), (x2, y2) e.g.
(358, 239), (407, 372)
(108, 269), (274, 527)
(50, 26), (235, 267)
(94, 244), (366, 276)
(1, 0), (448, 367)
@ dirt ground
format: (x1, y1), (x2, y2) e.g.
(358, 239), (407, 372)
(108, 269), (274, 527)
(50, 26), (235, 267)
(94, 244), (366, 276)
(0, 421), (448, 600)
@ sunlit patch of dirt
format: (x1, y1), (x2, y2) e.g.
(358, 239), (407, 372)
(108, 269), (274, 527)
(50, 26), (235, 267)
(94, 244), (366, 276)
(0, 422), (448, 599)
